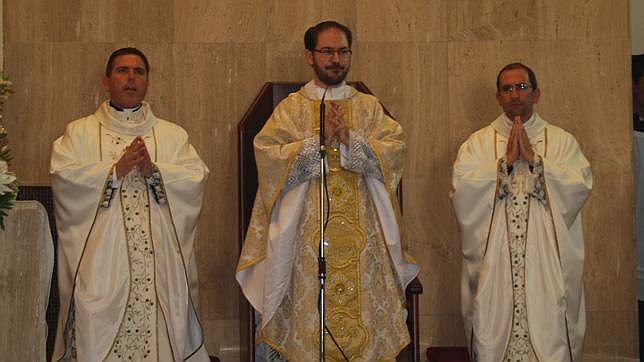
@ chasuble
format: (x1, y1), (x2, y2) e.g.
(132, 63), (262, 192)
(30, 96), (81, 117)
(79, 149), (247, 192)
(452, 113), (592, 362)
(236, 81), (419, 361)
(50, 101), (210, 361)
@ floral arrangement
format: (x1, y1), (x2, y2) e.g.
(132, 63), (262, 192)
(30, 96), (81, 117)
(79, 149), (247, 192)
(0, 76), (18, 230)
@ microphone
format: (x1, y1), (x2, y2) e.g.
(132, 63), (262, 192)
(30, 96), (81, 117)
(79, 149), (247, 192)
(320, 87), (328, 149)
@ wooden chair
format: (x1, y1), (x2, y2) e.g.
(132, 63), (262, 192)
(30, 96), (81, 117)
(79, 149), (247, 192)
(238, 82), (423, 361)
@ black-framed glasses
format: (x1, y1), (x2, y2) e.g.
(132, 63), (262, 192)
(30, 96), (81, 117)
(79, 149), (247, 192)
(313, 47), (353, 58)
(500, 82), (532, 94)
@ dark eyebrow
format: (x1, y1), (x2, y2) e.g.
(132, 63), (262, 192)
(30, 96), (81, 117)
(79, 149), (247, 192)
(114, 65), (147, 72)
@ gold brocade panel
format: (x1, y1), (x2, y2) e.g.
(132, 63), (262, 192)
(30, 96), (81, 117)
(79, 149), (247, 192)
(312, 169), (368, 361)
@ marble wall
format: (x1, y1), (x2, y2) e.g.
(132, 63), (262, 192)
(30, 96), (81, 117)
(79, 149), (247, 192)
(3, 0), (636, 360)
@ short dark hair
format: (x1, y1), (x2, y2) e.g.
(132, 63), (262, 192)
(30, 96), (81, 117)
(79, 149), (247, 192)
(304, 21), (352, 51)
(105, 47), (150, 77)
(496, 62), (538, 92)
(633, 54), (644, 85)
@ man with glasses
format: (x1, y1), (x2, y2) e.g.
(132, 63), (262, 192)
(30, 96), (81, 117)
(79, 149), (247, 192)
(236, 21), (419, 361)
(451, 63), (592, 361)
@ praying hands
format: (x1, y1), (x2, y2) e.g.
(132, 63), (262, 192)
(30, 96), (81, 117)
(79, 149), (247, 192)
(505, 115), (535, 166)
(324, 101), (349, 145)
(115, 136), (153, 178)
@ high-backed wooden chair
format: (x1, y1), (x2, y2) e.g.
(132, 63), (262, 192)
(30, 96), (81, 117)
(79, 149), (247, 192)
(238, 82), (423, 361)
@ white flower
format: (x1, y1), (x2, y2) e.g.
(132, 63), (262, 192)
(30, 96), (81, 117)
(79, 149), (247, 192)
(0, 160), (16, 195)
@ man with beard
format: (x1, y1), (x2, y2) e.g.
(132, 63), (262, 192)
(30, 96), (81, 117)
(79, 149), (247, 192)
(236, 21), (419, 361)
(50, 47), (210, 361)
(451, 63), (592, 361)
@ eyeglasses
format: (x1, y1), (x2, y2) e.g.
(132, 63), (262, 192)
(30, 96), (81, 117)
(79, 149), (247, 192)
(313, 47), (353, 58)
(500, 82), (532, 94)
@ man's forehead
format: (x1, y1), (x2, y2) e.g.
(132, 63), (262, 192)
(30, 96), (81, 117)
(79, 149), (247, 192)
(113, 54), (146, 67)
(499, 68), (529, 84)
(317, 28), (348, 46)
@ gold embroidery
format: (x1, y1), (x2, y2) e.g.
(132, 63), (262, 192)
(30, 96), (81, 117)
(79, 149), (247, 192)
(311, 169), (368, 361)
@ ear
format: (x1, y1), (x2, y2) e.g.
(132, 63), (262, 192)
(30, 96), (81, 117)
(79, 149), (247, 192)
(532, 88), (541, 103)
(495, 91), (503, 106)
(305, 50), (314, 67)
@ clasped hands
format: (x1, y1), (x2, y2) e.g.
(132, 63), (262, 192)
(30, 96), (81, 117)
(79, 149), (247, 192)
(324, 102), (349, 146)
(506, 116), (535, 166)
(115, 136), (153, 178)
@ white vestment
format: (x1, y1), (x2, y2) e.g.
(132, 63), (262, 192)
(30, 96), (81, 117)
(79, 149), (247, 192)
(451, 113), (592, 362)
(50, 101), (210, 361)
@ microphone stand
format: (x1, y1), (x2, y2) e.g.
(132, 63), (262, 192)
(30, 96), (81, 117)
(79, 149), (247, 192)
(318, 88), (328, 362)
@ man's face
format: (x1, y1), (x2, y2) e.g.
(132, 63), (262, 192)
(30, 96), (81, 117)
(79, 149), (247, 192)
(496, 68), (540, 121)
(102, 54), (149, 108)
(305, 27), (351, 87)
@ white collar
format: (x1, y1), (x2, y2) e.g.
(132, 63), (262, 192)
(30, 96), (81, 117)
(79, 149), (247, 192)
(106, 102), (146, 125)
(96, 100), (157, 136)
(302, 80), (356, 101)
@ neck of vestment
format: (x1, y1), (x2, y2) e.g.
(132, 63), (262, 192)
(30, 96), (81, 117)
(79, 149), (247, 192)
(492, 112), (547, 140)
(303, 80), (356, 101)
(97, 100), (157, 136)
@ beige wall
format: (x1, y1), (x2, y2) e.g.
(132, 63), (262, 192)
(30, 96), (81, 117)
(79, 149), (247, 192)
(632, 0), (644, 54)
(3, 0), (636, 360)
